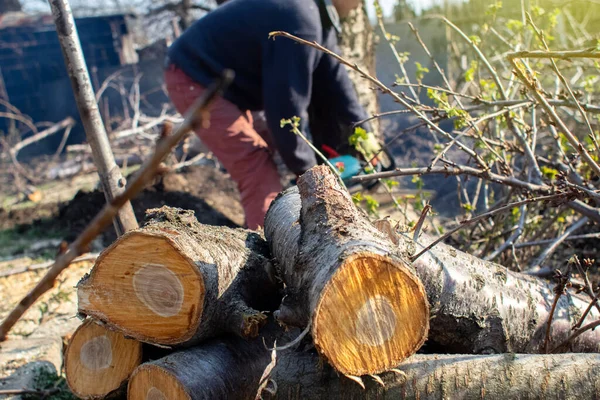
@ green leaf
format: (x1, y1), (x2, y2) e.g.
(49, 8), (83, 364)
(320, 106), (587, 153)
(505, 19), (524, 32)
(411, 175), (424, 190)
(541, 166), (559, 180)
(469, 35), (481, 45)
(364, 195), (380, 216)
(349, 126), (369, 148)
(486, 1), (502, 16)
(465, 60), (478, 82)
(415, 62), (430, 83)
(384, 179), (399, 189)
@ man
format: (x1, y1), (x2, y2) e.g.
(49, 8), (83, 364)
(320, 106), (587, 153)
(164, 0), (376, 229)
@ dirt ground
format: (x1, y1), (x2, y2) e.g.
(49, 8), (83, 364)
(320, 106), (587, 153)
(0, 164), (249, 398)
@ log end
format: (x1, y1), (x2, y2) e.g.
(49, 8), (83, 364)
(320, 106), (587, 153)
(65, 319), (142, 399)
(312, 253), (429, 376)
(128, 364), (191, 400)
(77, 231), (205, 345)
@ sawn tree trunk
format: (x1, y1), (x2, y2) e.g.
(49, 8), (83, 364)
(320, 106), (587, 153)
(127, 326), (600, 400)
(264, 165), (429, 376)
(77, 206), (280, 347)
(267, 165), (600, 354)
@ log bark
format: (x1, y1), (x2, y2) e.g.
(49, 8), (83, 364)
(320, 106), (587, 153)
(77, 206), (280, 347)
(266, 166), (600, 354)
(65, 319), (142, 400)
(128, 329), (600, 400)
(49, 0), (138, 236)
(263, 352), (600, 399)
(128, 334), (272, 400)
(402, 231), (600, 353)
(264, 165), (429, 376)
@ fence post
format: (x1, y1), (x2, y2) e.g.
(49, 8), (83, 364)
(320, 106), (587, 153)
(48, 0), (138, 235)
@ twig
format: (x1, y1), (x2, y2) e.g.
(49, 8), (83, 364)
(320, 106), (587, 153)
(411, 193), (580, 262)
(509, 49), (600, 60)
(544, 267), (572, 353)
(0, 388), (60, 397)
(430, 16), (508, 99)
(527, 14), (596, 142)
(573, 293), (600, 331)
(268, 31), (488, 169)
(485, 204), (527, 261)
(0, 111), (38, 135)
(350, 165), (551, 193)
(514, 232), (600, 248)
(572, 255), (600, 316)
(551, 319), (600, 353)
(507, 55), (600, 178)
(53, 123), (73, 160)
(412, 204), (431, 242)
(528, 217), (589, 271)
(0, 253), (99, 278)
(10, 117), (75, 157)
(0, 71), (234, 341)
(374, 1), (418, 101)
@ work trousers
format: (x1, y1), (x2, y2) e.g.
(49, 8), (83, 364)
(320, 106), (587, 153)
(164, 65), (283, 229)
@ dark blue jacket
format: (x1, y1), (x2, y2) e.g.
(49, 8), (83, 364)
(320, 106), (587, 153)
(167, 0), (369, 174)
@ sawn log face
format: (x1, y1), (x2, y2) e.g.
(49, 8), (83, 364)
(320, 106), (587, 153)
(65, 319), (142, 400)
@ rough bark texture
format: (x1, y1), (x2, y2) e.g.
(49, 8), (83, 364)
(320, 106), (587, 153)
(78, 206), (280, 347)
(263, 352), (600, 399)
(128, 334), (273, 400)
(267, 166), (600, 355)
(264, 166), (429, 376)
(129, 329), (600, 400)
(49, 0), (138, 236)
(339, 2), (380, 138)
(402, 231), (600, 354)
(65, 319), (142, 400)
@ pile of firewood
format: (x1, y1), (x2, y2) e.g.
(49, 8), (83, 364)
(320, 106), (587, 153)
(64, 166), (600, 399)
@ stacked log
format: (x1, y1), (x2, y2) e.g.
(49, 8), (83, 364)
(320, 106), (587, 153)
(263, 168), (430, 376)
(77, 207), (280, 346)
(127, 334), (600, 400)
(65, 166), (600, 399)
(65, 319), (142, 399)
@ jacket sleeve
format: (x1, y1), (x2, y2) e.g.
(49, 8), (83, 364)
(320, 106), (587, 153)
(311, 37), (372, 141)
(262, 36), (319, 175)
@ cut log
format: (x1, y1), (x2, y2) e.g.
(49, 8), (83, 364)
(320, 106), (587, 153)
(77, 206), (279, 347)
(264, 165), (429, 376)
(127, 329), (600, 400)
(389, 227), (600, 353)
(127, 335), (271, 400)
(262, 352), (600, 399)
(65, 319), (142, 399)
(265, 166), (600, 354)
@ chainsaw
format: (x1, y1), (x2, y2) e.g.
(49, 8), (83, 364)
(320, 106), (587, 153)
(322, 144), (396, 192)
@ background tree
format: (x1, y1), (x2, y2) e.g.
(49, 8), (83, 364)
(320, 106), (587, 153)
(338, 0), (380, 138)
(393, 0), (415, 21)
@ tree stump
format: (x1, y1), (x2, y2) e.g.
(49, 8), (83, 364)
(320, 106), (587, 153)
(77, 206), (279, 347)
(264, 165), (429, 376)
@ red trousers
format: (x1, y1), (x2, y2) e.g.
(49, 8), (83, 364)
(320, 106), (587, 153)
(164, 65), (283, 229)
